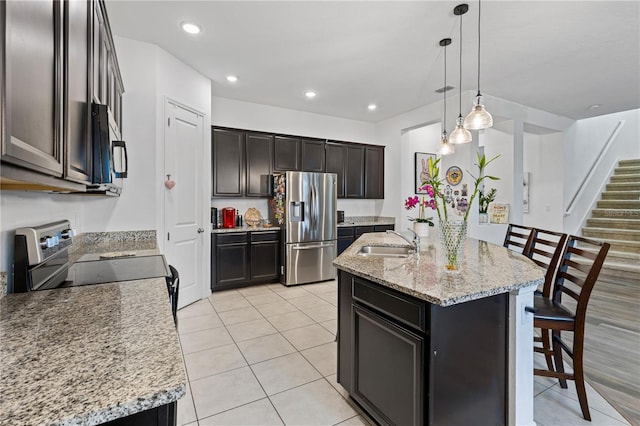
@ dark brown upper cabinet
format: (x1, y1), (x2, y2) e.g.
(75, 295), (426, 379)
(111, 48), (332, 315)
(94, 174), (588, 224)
(345, 145), (364, 198)
(1, 0), (123, 191)
(211, 127), (384, 200)
(364, 145), (384, 199)
(93, 0), (123, 134)
(64, 0), (92, 183)
(325, 142), (346, 198)
(246, 132), (273, 197)
(301, 138), (325, 172)
(273, 136), (301, 171)
(2, 0), (64, 177)
(212, 128), (245, 197)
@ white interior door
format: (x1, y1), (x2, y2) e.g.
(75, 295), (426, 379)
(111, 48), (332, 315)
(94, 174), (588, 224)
(164, 100), (205, 309)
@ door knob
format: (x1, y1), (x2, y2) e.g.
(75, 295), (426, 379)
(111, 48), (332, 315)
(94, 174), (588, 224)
(197, 228), (205, 233)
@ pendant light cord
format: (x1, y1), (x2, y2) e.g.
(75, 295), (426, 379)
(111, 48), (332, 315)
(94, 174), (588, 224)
(443, 42), (447, 131)
(458, 10), (463, 117)
(476, 0), (482, 97)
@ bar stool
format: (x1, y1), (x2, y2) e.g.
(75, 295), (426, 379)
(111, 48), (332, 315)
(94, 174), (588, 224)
(527, 228), (568, 370)
(503, 223), (534, 254)
(528, 235), (610, 421)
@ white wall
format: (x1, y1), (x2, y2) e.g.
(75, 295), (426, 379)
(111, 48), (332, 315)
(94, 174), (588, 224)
(484, 127), (515, 209)
(522, 132), (564, 231)
(563, 109), (640, 234)
(210, 97), (380, 218)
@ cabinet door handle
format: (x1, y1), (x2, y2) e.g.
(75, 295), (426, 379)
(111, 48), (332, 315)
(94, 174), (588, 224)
(197, 228), (205, 233)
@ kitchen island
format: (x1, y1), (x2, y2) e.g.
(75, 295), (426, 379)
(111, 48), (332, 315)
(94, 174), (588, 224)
(0, 278), (185, 425)
(334, 232), (544, 426)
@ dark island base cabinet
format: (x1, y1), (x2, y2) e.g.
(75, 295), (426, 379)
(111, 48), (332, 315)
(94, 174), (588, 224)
(102, 401), (176, 426)
(211, 231), (280, 291)
(338, 270), (508, 426)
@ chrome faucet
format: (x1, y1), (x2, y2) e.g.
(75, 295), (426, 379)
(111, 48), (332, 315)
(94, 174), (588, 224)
(386, 229), (420, 254)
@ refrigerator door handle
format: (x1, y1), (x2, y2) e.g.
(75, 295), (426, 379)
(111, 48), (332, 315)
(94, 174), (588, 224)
(292, 243), (334, 250)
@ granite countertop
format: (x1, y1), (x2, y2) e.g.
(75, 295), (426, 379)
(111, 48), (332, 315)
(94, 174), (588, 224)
(212, 225), (280, 234)
(0, 279), (186, 426)
(333, 232), (544, 307)
(337, 216), (395, 227)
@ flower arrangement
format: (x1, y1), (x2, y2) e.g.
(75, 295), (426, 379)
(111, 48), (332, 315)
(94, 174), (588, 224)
(404, 185), (435, 226)
(425, 152), (501, 222)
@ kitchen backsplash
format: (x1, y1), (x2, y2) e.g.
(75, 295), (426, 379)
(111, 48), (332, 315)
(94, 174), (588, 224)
(79, 230), (156, 244)
(345, 216), (395, 224)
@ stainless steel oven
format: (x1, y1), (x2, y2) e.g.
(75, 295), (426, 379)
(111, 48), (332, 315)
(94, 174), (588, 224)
(12, 220), (169, 293)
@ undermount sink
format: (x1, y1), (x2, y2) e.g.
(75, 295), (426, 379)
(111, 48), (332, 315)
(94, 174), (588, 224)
(358, 245), (413, 258)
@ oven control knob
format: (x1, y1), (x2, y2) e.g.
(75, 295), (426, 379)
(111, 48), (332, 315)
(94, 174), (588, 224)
(61, 228), (76, 239)
(45, 236), (58, 248)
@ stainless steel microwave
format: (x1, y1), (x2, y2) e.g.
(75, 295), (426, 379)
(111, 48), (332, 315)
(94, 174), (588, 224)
(88, 103), (127, 195)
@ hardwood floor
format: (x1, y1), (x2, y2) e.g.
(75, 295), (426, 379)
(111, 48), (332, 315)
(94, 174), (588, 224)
(582, 276), (640, 425)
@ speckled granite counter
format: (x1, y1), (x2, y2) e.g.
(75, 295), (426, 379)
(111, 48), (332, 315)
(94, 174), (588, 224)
(69, 231), (159, 263)
(212, 225), (280, 234)
(0, 278), (185, 426)
(333, 232), (544, 306)
(337, 216), (395, 227)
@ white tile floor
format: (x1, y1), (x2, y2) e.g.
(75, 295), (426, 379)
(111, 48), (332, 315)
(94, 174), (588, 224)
(175, 280), (630, 426)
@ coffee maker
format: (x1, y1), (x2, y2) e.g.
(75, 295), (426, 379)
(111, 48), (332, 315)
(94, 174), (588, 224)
(222, 207), (236, 228)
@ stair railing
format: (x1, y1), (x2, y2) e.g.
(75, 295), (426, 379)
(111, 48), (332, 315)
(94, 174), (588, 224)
(564, 120), (625, 217)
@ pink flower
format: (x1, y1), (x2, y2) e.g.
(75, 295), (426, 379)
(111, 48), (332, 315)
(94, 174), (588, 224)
(404, 196), (419, 210)
(418, 184), (435, 198)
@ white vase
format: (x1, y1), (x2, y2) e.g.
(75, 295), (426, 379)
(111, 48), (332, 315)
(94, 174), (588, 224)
(413, 222), (430, 237)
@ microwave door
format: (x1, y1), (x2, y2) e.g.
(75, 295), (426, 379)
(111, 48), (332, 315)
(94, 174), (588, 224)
(91, 103), (111, 184)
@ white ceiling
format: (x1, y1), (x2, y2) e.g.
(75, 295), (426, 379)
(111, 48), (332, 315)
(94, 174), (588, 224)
(105, 1), (640, 123)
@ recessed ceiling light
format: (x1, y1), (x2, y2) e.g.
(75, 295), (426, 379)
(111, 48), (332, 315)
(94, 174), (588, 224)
(587, 104), (601, 111)
(304, 91), (317, 99)
(181, 22), (201, 34)
(226, 75), (238, 83)
(367, 104), (377, 111)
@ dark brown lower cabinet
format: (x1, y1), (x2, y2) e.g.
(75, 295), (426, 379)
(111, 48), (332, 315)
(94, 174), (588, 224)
(250, 231), (279, 281)
(337, 270), (508, 426)
(102, 401), (176, 426)
(211, 231), (280, 291)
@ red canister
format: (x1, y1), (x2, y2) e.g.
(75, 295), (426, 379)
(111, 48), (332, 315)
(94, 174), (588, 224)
(222, 207), (236, 228)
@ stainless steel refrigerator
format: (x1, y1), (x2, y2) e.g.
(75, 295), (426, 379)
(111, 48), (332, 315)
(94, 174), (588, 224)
(271, 172), (337, 286)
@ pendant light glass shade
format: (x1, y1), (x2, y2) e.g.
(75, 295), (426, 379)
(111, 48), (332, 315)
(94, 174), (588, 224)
(464, 95), (493, 129)
(438, 38), (454, 156)
(450, 116), (472, 143)
(465, 0), (493, 130)
(438, 131), (455, 155)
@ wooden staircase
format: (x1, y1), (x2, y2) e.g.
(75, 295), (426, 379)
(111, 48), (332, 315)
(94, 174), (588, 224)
(581, 159), (640, 281)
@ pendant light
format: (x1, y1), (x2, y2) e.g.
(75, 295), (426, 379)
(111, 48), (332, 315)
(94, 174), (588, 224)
(438, 38), (455, 156)
(450, 4), (473, 144)
(464, 0), (493, 130)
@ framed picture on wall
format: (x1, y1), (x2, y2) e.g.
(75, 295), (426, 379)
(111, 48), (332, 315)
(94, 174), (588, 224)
(415, 152), (436, 194)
